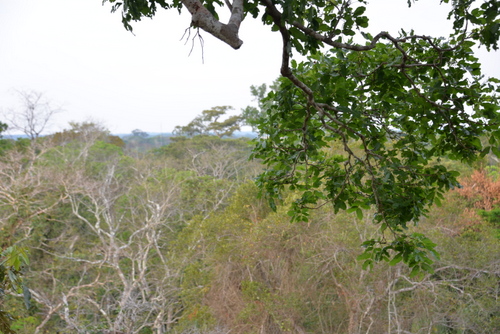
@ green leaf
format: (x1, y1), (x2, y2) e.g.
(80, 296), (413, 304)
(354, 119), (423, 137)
(362, 259), (373, 271)
(389, 253), (403, 266)
(356, 208), (363, 220)
(353, 6), (366, 16)
(409, 265), (421, 278)
(357, 251), (372, 261)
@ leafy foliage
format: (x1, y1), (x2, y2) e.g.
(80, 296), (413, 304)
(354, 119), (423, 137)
(252, 36), (500, 270)
(103, 0), (500, 273)
(173, 106), (241, 138)
(240, 84), (270, 131)
(0, 123), (10, 156)
(0, 246), (29, 334)
(5, 0), (500, 331)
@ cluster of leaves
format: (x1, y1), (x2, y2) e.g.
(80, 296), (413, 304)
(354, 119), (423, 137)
(106, 0), (181, 32)
(240, 84), (274, 132)
(448, 0), (500, 50)
(0, 247), (29, 334)
(251, 22), (500, 271)
(258, 0), (371, 54)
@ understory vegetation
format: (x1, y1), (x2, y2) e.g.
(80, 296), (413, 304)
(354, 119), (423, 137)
(0, 122), (499, 334)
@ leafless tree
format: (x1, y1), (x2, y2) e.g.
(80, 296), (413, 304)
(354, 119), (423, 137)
(2, 90), (61, 140)
(186, 141), (257, 180)
(29, 157), (186, 334)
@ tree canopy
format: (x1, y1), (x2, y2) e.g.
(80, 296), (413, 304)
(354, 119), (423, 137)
(1, 116), (500, 333)
(103, 0), (500, 271)
(131, 129), (149, 138)
(173, 106), (241, 138)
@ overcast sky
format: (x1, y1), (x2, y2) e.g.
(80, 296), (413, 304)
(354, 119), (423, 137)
(1, 0), (498, 135)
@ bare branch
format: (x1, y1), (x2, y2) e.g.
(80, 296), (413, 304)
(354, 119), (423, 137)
(2, 90), (61, 140)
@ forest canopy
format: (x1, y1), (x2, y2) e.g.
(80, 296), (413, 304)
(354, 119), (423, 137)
(0, 120), (499, 333)
(1, 0), (500, 333)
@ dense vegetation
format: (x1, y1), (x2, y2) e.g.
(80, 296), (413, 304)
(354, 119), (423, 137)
(0, 118), (499, 333)
(102, 0), (500, 271)
(1, 1), (499, 332)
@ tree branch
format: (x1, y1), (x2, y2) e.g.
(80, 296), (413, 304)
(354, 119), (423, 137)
(181, 0), (243, 49)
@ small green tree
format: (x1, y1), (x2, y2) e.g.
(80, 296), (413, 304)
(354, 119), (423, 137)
(0, 122), (10, 155)
(173, 106), (241, 138)
(131, 129), (149, 138)
(0, 122), (7, 138)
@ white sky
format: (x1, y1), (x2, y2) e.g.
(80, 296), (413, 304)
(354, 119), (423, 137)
(1, 0), (498, 135)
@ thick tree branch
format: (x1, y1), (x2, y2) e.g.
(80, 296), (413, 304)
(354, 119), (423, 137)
(181, 0), (243, 49)
(261, 0), (292, 77)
